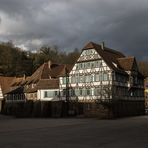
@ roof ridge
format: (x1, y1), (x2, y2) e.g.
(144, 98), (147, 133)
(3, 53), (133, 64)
(104, 47), (125, 57)
(118, 56), (135, 60)
(83, 41), (125, 57)
(40, 62), (50, 79)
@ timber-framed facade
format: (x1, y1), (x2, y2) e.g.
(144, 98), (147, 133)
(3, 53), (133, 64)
(59, 42), (144, 116)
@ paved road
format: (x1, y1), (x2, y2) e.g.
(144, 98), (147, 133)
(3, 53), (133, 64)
(0, 115), (148, 148)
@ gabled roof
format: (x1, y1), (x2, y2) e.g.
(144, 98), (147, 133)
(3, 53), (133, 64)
(0, 76), (15, 94)
(5, 76), (27, 94)
(6, 86), (24, 94)
(5, 76), (31, 94)
(24, 79), (59, 93)
(26, 61), (71, 84)
(50, 64), (74, 77)
(26, 63), (50, 84)
(117, 56), (135, 71)
(10, 77), (25, 87)
(21, 76), (31, 85)
(83, 42), (125, 57)
(37, 79), (59, 89)
(82, 42), (126, 73)
(49, 65), (66, 78)
(24, 61), (72, 93)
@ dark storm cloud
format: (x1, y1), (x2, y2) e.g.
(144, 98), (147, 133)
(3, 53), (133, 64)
(0, 0), (148, 60)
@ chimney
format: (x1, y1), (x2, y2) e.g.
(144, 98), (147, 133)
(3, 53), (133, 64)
(101, 41), (105, 50)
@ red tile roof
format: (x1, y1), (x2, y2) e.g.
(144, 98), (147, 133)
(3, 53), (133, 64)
(0, 76), (15, 94)
(26, 63), (48, 84)
(11, 77), (25, 86)
(81, 42), (143, 76)
(37, 79), (59, 89)
(24, 61), (71, 93)
(50, 64), (73, 77)
(117, 56), (135, 71)
(82, 42), (126, 73)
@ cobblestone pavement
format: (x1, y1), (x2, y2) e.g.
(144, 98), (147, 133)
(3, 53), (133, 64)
(0, 115), (148, 148)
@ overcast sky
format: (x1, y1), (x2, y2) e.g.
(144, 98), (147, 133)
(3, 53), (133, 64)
(0, 0), (148, 60)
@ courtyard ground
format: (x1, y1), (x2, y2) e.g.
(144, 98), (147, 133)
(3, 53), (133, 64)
(0, 115), (148, 148)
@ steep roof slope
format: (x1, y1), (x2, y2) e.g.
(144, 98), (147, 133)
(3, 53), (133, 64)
(37, 79), (59, 89)
(11, 77), (25, 86)
(24, 61), (73, 92)
(117, 56), (135, 71)
(50, 64), (74, 77)
(5, 76), (26, 94)
(26, 63), (48, 84)
(82, 42), (126, 73)
(0, 76), (15, 94)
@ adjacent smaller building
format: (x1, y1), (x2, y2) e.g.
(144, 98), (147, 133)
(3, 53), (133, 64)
(4, 61), (72, 103)
(24, 61), (71, 101)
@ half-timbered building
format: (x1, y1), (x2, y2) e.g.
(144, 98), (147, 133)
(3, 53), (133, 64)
(59, 42), (144, 116)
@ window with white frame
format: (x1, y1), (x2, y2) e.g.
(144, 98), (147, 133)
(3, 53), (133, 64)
(82, 88), (86, 96)
(75, 89), (79, 96)
(94, 88), (101, 96)
(103, 73), (108, 81)
(79, 75), (85, 83)
(95, 74), (99, 82)
(62, 77), (66, 84)
(79, 88), (83, 96)
(71, 76), (76, 83)
(90, 61), (95, 68)
(95, 60), (101, 68)
(86, 75), (93, 83)
(86, 89), (92, 96)
(44, 91), (58, 98)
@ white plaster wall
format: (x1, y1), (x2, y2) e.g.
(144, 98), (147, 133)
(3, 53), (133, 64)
(37, 89), (59, 101)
